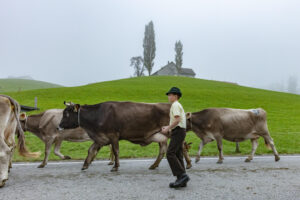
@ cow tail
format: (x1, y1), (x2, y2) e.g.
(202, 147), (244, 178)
(10, 98), (41, 158)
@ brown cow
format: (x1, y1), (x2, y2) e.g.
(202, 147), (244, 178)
(186, 108), (280, 164)
(21, 108), (192, 169)
(58, 101), (192, 171)
(19, 109), (115, 168)
(0, 95), (40, 187)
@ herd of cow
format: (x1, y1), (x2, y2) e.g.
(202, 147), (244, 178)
(0, 94), (280, 188)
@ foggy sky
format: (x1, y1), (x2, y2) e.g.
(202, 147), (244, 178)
(0, 0), (300, 89)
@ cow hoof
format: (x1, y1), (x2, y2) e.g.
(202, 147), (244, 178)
(195, 157), (200, 163)
(245, 158), (252, 162)
(110, 167), (118, 172)
(81, 166), (89, 171)
(37, 164), (45, 168)
(107, 161), (114, 165)
(64, 156), (71, 160)
(0, 179), (7, 188)
(149, 165), (157, 170)
(186, 164), (192, 169)
(217, 160), (223, 164)
(275, 155), (280, 162)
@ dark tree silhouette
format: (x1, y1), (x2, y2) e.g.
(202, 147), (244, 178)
(143, 21), (156, 75)
(175, 40), (183, 70)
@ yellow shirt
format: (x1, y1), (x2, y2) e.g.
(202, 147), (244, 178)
(169, 101), (186, 129)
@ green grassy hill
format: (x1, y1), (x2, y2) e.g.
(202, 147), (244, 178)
(3, 76), (300, 162)
(0, 78), (62, 93)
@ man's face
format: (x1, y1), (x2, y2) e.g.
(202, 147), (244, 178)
(168, 93), (178, 103)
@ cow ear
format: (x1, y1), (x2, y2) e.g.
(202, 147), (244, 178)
(74, 104), (80, 112)
(19, 113), (27, 121)
(186, 112), (192, 119)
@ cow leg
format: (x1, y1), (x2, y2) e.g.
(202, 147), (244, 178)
(146, 132), (168, 170)
(149, 141), (168, 170)
(0, 138), (10, 188)
(90, 144), (110, 164)
(235, 142), (241, 153)
(245, 139), (258, 162)
(8, 157), (12, 173)
(38, 138), (54, 168)
(195, 141), (205, 163)
(7, 133), (16, 174)
(216, 137), (224, 164)
(8, 144), (15, 173)
(195, 137), (213, 163)
(263, 135), (280, 162)
(54, 139), (71, 160)
(108, 144), (114, 165)
(110, 140), (120, 172)
(5, 119), (17, 174)
(0, 102), (13, 187)
(183, 142), (192, 169)
(82, 142), (102, 170)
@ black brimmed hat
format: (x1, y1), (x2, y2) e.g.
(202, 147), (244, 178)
(166, 87), (182, 97)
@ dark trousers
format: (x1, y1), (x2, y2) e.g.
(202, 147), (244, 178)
(166, 126), (186, 177)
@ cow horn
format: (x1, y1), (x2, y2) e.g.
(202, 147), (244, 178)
(64, 101), (71, 106)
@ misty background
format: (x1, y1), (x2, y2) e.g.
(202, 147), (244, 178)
(0, 0), (299, 94)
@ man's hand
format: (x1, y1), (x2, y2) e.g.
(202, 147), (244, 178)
(161, 126), (170, 134)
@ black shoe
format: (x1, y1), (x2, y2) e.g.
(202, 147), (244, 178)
(173, 174), (190, 188)
(169, 175), (181, 188)
(169, 182), (186, 188)
(177, 175), (187, 187)
(169, 182), (176, 188)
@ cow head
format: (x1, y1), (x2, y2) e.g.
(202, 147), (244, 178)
(58, 101), (80, 130)
(185, 112), (192, 131)
(19, 113), (27, 131)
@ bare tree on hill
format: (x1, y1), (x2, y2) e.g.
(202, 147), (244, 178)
(130, 56), (144, 77)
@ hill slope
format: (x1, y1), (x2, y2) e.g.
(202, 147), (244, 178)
(0, 78), (62, 92)
(4, 76), (300, 162)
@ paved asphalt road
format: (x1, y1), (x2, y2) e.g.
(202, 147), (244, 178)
(1, 155), (300, 200)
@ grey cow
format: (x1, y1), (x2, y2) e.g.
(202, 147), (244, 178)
(19, 109), (114, 168)
(186, 108), (280, 164)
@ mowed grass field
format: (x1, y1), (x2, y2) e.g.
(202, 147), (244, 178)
(3, 76), (300, 162)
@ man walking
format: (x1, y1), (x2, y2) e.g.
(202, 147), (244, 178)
(161, 87), (190, 188)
